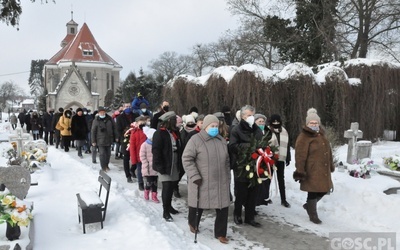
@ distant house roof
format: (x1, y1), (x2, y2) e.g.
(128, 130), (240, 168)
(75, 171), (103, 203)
(22, 99), (35, 104)
(47, 23), (121, 68)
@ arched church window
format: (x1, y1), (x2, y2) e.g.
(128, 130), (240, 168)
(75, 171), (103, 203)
(86, 72), (92, 88)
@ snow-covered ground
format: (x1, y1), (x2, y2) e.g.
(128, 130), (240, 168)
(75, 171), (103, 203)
(0, 119), (399, 250)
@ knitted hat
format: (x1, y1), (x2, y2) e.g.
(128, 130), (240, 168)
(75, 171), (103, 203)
(58, 107), (64, 113)
(202, 115), (219, 130)
(183, 114), (196, 124)
(140, 103), (147, 108)
(144, 128), (156, 140)
(159, 111), (176, 121)
(213, 112), (225, 120)
(306, 108), (321, 124)
(254, 113), (266, 122)
(189, 106), (198, 113)
(235, 110), (241, 121)
(76, 107), (83, 113)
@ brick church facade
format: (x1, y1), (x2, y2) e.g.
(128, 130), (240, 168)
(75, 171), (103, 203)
(44, 17), (122, 112)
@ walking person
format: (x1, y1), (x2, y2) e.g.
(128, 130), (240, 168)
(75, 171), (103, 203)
(293, 108), (335, 224)
(129, 116), (147, 191)
(229, 105), (263, 227)
(91, 106), (118, 172)
(58, 109), (73, 152)
(25, 110), (32, 134)
(30, 111), (41, 140)
(91, 110), (99, 163)
(112, 111), (122, 159)
(150, 101), (170, 129)
(139, 128), (159, 203)
(43, 109), (54, 145)
(52, 108), (64, 149)
(18, 110), (25, 129)
(116, 103), (138, 183)
(10, 113), (17, 130)
(38, 111), (44, 139)
(71, 108), (89, 158)
(182, 115), (231, 244)
(152, 111), (182, 222)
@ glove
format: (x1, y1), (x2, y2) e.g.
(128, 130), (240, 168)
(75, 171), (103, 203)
(286, 161), (290, 166)
(67, 127), (71, 131)
(293, 171), (306, 182)
(193, 179), (202, 186)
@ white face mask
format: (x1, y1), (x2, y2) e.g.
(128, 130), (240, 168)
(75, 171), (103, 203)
(141, 109), (147, 113)
(245, 115), (255, 127)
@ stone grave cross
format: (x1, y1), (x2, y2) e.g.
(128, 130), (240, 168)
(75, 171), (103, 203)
(344, 122), (363, 164)
(8, 128), (30, 158)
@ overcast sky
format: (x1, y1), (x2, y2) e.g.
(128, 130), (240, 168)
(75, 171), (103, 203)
(0, 0), (239, 94)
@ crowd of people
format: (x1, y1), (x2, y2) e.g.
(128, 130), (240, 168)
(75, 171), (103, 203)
(13, 92), (334, 244)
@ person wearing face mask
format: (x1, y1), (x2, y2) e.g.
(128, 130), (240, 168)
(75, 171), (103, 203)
(293, 108), (334, 224)
(91, 106), (118, 172)
(58, 109), (73, 152)
(138, 103), (153, 118)
(131, 92), (150, 114)
(151, 101), (170, 129)
(152, 111), (183, 222)
(182, 115), (231, 244)
(263, 114), (292, 208)
(229, 105), (263, 228)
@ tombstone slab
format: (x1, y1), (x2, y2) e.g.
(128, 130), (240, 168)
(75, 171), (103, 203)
(0, 166), (31, 200)
(357, 140), (372, 160)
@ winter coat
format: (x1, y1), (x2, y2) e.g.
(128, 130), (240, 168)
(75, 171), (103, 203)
(91, 114), (117, 146)
(116, 113), (136, 140)
(150, 110), (166, 129)
(182, 130), (231, 209)
(71, 114), (89, 140)
(129, 125), (147, 165)
(30, 114), (41, 131)
(152, 128), (183, 175)
(52, 112), (63, 131)
(131, 96), (149, 110)
(139, 141), (157, 177)
(24, 113), (31, 130)
(228, 119), (263, 182)
(10, 114), (17, 124)
(43, 112), (54, 132)
(295, 126), (334, 193)
(18, 112), (25, 125)
(58, 110), (73, 136)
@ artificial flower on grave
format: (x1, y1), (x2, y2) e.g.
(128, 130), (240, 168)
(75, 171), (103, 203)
(0, 193), (33, 227)
(383, 155), (400, 171)
(4, 143), (22, 165)
(236, 133), (279, 187)
(349, 159), (379, 178)
(22, 148), (47, 163)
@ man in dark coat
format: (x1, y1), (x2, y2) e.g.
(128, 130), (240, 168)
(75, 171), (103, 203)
(150, 101), (169, 129)
(24, 110), (32, 133)
(91, 106), (118, 172)
(116, 103), (138, 183)
(71, 108), (89, 158)
(229, 105), (263, 228)
(18, 110), (25, 128)
(43, 108), (55, 145)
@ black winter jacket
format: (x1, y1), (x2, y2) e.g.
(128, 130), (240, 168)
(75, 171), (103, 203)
(71, 114), (89, 140)
(152, 128), (183, 175)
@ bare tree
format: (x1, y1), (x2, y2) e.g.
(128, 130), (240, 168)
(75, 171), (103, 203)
(190, 44), (212, 77)
(336, 0), (400, 59)
(0, 80), (20, 108)
(148, 51), (192, 82)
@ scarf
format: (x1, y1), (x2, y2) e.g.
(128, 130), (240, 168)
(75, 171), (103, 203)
(269, 126), (289, 161)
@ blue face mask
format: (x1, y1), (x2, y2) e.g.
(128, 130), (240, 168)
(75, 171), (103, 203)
(258, 125), (265, 131)
(308, 125), (319, 131)
(99, 115), (106, 119)
(124, 108), (131, 114)
(207, 127), (219, 137)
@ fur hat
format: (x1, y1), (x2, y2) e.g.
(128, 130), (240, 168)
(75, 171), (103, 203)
(144, 128), (156, 140)
(159, 111), (176, 121)
(254, 114), (267, 122)
(306, 108), (321, 124)
(202, 115), (219, 130)
(269, 114), (282, 125)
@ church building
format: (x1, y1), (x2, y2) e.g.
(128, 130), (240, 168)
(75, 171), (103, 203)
(44, 15), (122, 112)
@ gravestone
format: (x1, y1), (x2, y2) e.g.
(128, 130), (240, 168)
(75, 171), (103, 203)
(8, 128), (30, 158)
(344, 122), (363, 164)
(356, 140), (372, 159)
(0, 166), (31, 200)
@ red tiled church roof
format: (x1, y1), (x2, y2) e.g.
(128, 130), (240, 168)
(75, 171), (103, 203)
(47, 23), (121, 67)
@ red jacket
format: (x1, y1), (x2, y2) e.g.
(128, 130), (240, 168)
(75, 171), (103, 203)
(129, 126), (147, 165)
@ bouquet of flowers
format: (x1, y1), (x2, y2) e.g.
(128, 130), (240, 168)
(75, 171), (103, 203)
(349, 159), (378, 178)
(383, 155), (400, 171)
(236, 133), (279, 187)
(0, 193), (33, 227)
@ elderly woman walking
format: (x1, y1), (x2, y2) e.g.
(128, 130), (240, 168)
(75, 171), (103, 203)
(293, 108), (335, 224)
(182, 115), (231, 244)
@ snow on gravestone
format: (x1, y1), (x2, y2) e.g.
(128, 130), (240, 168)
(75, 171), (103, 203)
(344, 122), (363, 164)
(0, 166), (31, 200)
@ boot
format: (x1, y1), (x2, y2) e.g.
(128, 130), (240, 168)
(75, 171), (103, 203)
(144, 190), (150, 200)
(306, 199), (322, 224)
(173, 186), (181, 198)
(151, 192), (160, 203)
(163, 207), (173, 222)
